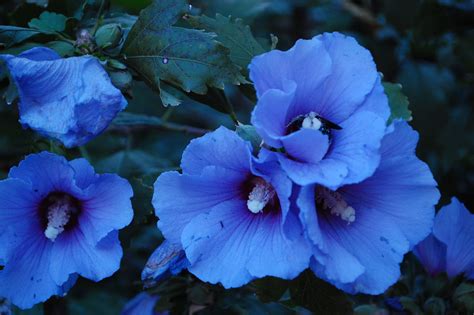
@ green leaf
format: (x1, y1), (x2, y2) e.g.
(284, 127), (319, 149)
(186, 14), (266, 71)
(423, 297), (446, 315)
(27, 0), (48, 7)
(289, 270), (353, 315)
(46, 40), (74, 56)
(236, 124), (261, 153)
(123, 0), (245, 97)
(383, 82), (412, 124)
(0, 26), (40, 48)
(159, 82), (183, 107)
(28, 11), (67, 34)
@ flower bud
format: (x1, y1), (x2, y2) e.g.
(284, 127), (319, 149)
(95, 23), (122, 49)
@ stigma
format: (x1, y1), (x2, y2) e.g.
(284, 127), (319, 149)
(247, 178), (275, 214)
(44, 194), (79, 241)
(301, 112), (322, 130)
(316, 186), (356, 224)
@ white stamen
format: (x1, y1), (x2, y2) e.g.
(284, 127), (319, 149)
(316, 186), (356, 224)
(247, 178), (275, 214)
(301, 112), (322, 130)
(44, 195), (77, 241)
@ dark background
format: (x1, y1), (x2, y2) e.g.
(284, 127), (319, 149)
(0, 0), (473, 314)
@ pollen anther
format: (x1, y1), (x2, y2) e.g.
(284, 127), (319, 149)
(247, 178), (275, 214)
(44, 195), (78, 241)
(316, 186), (356, 224)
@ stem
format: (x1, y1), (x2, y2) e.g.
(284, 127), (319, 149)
(92, 0), (106, 35)
(109, 121), (208, 136)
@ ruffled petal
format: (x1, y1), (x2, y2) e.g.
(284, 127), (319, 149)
(181, 126), (252, 175)
(0, 233), (69, 309)
(8, 151), (81, 197)
(50, 230), (123, 284)
(433, 198), (474, 279)
(341, 121), (439, 246)
(281, 129), (329, 164)
(250, 82), (297, 148)
(311, 32), (379, 123)
(413, 234), (447, 276)
(153, 167), (248, 244)
(249, 37), (332, 100)
(324, 110), (386, 187)
(2, 47), (127, 147)
(78, 173), (134, 245)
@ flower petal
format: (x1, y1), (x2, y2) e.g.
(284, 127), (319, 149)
(3, 47), (127, 147)
(50, 230), (123, 284)
(183, 200), (255, 288)
(153, 167), (248, 244)
(249, 37), (332, 100)
(121, 292), (160, 315)
(311, 32), (379, 123)
(0, 233), (69, 309)
(251, 82), (297, 148)
(413, 234), (447, 276)
(70, 158), (98, 189)
(79, 173), (133, 245)
(281, 128), (330, 164)
(325, 110), (386, 187)
(433, 198), (474, 279)
(181, 126), (252, 175)
(341, 121), (439, 246)
(8, 151), (80, 197)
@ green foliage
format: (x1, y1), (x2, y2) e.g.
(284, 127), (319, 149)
(236, 124), (261, 153)
(122, 0), (245, 98)
(288, 270), (353, 314)
(187, 14), (266, 72)
(0, 26), (40, 48)
(28, 11), (67, 34)
(453, 282), (474, 313)
(383, 82), (412, 125)
(95, 23), (122, 49)
(253, 277), (288, 303)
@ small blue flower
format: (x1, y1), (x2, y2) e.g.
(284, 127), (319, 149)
(250, 32), (390, 188)
(141, 240), (189, 288)
(121, 292), (166, 315)
(0, 47), (127, 148)
(414, 198), (474, 279)
(297, 121), (440, 294)
(153, 127), (311, 288)
(0, 152), (133, 309)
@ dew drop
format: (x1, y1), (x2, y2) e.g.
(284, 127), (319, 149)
(189, 4), (193, 11)
(162, 57), (169, 64)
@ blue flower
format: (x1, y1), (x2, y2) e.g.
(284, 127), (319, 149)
(153, 127), (311, 288)
(0, 152), (133, 309)
(0, 47), (127, 148)
(141, 240), (189, 288)
(250, 32), (390, 188)
(121, 292), (167, 315)
(414, 198), (474, 279)
(297, 121), (440, 294)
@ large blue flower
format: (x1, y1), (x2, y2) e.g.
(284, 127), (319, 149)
(297, 121), (440, 294)
(0, 152), (133, 309)
(0, 47), (127, 148)
(250, 32), (390, 188)
(414, 198), (474, 279)
(153, 127), (311, 288)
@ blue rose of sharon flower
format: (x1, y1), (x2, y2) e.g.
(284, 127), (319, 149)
(297, 121), (440, 294)
(0, 47), (127, 148)
(0, 152), (133, 309)
(414, 198), (474, 279)
(250, 32), (390, 188)
(153, 127), (311, 288)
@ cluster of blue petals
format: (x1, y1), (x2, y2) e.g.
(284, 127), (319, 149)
(0, 152), (133, 309)
(151, 32), (442, 294)
(0, 47), (127, 148)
